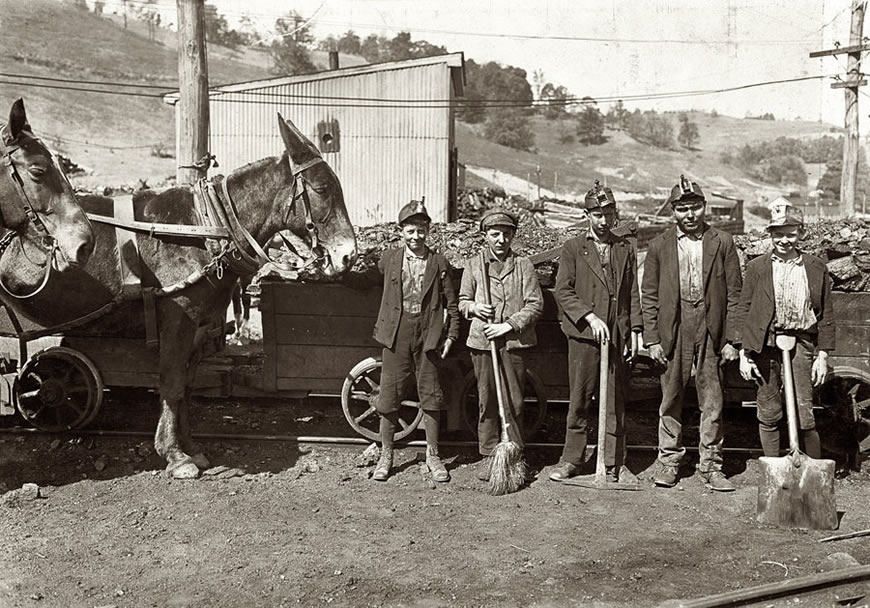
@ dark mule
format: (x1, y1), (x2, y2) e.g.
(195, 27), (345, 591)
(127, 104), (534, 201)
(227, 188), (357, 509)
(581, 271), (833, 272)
(0, 99), (95, 303)
(7, 114), (357, 478)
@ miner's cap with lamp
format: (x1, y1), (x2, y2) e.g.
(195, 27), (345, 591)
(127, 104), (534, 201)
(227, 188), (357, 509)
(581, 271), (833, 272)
(767, 202), (804, 231)
(667, 174), (706, 206)
(479, 207), (519, 232)
(397, 198), (431, 225)
(583, 179), (616, 210)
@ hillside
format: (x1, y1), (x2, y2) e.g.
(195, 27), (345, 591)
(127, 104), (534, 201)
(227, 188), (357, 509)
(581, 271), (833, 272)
(457, 112), (841, 204)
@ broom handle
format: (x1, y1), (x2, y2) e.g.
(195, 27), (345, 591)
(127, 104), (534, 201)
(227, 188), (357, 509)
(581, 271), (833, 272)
(479, 251), (510, 440)
(595, 337), (610, 479)
(779, 342), (801, 454)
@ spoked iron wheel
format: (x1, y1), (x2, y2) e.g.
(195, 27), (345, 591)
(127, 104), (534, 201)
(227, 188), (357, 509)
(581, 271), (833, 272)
(818, 368), (870, 423)
(461, 368), (548, 440)
(340, 357), (424, 441)
(14, 347), (104, 432)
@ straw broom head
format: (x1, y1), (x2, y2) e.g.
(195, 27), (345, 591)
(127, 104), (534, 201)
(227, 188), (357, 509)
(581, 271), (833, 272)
(489, 440), (526, 496)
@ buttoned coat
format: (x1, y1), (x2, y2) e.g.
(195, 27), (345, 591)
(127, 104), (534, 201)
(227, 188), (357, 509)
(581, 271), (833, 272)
(555, 231), (642, 343)
(641, 225), (742, 357)
(728, 251), (835, 354)
(458, 250), (543, 351)
(372, 247), (461, 352)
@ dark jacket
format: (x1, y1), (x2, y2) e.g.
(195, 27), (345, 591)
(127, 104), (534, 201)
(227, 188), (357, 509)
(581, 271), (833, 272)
(728, 251), (835, 354)
(641, 225), (742, 357)
(372, 247), (460, 352)
(555, 231), (642, 343)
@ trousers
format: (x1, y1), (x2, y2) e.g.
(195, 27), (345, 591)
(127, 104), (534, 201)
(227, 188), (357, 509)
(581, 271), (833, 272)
(471, 347), (526, 455)
(378, 312), (445, 414)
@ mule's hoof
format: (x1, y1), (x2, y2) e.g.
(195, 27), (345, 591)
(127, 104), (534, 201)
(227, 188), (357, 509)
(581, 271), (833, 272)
(167, 461), (201, 479)
(190, 452), (211, 470)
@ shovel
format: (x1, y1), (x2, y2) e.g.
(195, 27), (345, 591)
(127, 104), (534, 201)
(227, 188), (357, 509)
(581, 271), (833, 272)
(563, 337), (640, 491)
(756, 334), (837, 530)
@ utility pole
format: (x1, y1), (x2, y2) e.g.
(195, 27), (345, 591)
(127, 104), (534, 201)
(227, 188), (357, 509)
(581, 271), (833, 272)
(176, 0), (210, 185)
(811, 1), (868, 217)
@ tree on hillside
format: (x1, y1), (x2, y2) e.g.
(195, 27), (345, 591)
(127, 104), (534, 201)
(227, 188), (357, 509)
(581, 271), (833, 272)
(626, 109), (674, 149)
(457, 59), (534, 124)
(271, 12), (316, 75)
(540, 82), (570, 120)
(576, 97), (606, 145)
(360, 33), (387, 62)
(678, 113), (700, 149)
(204, 4), (230, 44)
(483, 108), (535, 151)
(606, 100), (630, 130)
(237, 16), (263, 46)
(337, 30), (362, 55)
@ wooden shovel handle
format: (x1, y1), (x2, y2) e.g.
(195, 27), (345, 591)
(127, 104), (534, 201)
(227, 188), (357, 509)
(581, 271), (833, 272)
(777, 336), (801, 454)
(479, 251), (510, 438)
(595, 337), (610, 479)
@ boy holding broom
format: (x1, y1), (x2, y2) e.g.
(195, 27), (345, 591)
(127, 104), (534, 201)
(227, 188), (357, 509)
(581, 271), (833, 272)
(371, 200), (461, 482)
(730, 203), (834, 459)
(459, 208), (543, 490)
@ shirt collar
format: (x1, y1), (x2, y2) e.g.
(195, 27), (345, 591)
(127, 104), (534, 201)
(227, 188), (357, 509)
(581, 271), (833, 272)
(676, 224), (706, 240)
(404, 246), (429, 261)
(486, 247), (513, 263)
(587, 228), (611, 244)
(772, 252), (803, 265)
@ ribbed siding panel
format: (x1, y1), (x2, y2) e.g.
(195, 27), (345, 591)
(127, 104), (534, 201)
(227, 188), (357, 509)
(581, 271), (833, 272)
(207, 63), (452, 226)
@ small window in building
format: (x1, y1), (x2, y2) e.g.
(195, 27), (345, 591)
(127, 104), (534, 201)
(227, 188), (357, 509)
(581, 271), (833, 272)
(316, 119), (340, 153)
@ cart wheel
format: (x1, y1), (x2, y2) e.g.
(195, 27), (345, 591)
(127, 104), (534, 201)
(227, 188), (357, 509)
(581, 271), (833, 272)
(14, 347), (104, 432)
(461, 368), (548, 440)
(818, 367), (870, 422)
(340, 357), (424, 441)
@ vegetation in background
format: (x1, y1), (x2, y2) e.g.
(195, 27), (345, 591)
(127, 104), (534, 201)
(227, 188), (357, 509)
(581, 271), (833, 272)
(677, 113), (700, 149)
(271, 11), (317, 75)
(483, 108), (535, 152)
(626, 109), (675, 149)
(576, 98), (606, 145)
(720, 135), (846, 188)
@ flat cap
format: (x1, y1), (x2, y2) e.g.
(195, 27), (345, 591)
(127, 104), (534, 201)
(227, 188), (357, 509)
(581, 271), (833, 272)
(479, 207), (519, 231)
(583, 179), (616, 210)
(767, 201), (804, 230)
(666, 174), (706, 206)
(397, 199), (431, 225)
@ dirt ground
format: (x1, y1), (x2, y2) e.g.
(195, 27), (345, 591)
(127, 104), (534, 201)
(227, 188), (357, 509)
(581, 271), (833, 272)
(2, 389), (870, 608)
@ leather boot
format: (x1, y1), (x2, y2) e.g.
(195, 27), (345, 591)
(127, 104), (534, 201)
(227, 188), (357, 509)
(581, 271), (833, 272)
(426, 444), (450, 482)
(372, 447), (392, 481)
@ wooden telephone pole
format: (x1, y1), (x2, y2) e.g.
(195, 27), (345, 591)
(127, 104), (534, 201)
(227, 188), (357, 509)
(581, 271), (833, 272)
(176, 0), (210, 185)
(811, 1), (868, 217)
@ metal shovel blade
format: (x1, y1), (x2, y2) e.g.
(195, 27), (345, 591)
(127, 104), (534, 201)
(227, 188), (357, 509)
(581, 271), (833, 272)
(561, 470), (642, 491)
(757, 451), (838, 530)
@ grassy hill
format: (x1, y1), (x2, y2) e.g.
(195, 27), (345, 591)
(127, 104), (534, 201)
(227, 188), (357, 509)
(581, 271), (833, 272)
(458, 112), (841, 204)
(0, 0), (842, 202)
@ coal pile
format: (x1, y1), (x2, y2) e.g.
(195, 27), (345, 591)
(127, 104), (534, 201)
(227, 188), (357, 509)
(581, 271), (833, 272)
(733, 218), (870, 292)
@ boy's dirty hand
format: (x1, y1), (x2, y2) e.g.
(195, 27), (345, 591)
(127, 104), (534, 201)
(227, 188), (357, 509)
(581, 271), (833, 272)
(811, 350), (828, 387)
(472, 302), (494, 321)
(648, 343), (667, 366)
(483, 322), (512, 340)
(584, 313), (610, 344)
(440, 337), (454, 359)
(720, 343), (739, 363)
(738, 351), (761, 382)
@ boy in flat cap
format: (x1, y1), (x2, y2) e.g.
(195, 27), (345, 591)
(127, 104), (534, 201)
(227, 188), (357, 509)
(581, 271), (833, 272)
(730, 203), (833, 459)
(642, 175), (742, 491)
(550, 180), (642, 483)
(371, 200), (461, 482)
(459, 207), (544, 482)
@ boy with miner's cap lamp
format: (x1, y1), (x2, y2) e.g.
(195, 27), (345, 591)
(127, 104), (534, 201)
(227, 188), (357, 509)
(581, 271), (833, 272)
(371, 199), (461, 482)
(729, 203), (833, 460)
(641, 175), (742, 491)
(459, 207), (543, 483)
(549, 180), (643, 484)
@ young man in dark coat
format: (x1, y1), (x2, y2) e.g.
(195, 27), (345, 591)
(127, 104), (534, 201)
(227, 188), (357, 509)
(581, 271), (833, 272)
(642, 175), (742, 491)
(549, 180), (642, 483)
(730, 204), (833, 459)
(371, 200), (461, 482)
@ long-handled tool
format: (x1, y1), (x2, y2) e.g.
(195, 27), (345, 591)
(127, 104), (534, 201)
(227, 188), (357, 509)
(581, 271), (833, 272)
(479, 251), (526, 496)
(757, 334), (837, 530)
(563, 336), (640, 491)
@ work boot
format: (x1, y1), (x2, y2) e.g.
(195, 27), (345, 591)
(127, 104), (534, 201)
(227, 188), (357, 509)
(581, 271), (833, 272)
(477, 455), (493, 481)
(701, 470), (735, 492)
(653, 463), (678, 488)
(548, 460), (579, 482)
(372, 448), (393, 481)
(605, 466), (619, 483)
(426, 445), (450, 482)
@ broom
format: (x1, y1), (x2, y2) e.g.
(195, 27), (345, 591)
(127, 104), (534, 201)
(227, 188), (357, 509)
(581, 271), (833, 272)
(479, 250), (527, 495)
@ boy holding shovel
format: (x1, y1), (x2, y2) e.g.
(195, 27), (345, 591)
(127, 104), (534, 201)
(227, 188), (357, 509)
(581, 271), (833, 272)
(731, 203), (834, 459)
(459, 208), (543, 485)
(550, 180), (642, 483)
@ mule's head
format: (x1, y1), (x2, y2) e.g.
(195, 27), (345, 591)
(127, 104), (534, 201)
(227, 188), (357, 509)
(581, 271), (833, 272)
(276, 114), (357, 278)
(0, 99), (94, 270)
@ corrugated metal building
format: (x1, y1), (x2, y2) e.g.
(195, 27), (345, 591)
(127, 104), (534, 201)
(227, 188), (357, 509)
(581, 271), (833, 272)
(164, 53), (466, 226)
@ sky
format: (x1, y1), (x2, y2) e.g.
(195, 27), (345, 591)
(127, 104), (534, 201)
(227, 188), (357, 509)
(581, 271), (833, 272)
(107, 0), (856, 129)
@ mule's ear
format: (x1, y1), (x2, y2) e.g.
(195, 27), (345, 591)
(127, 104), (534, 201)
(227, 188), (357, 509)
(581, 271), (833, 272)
(277, 113), (321, 167)
(8, 98), (32, 140)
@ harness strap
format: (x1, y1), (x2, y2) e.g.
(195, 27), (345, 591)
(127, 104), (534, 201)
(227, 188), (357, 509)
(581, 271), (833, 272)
(86, 213), (230, 239)
(143, 287), (158, 348)
(112, 197), (143, 298)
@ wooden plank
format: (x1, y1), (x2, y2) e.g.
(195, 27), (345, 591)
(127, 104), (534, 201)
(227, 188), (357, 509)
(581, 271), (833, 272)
(260, 277), (278, 393)
(274, 344), (378, 380)
(102, 371), (159, 388)
(261, 280), (382, 317)
(60, 336), (159, 373)
(809, 43), (870, 57)
(272, 314), (379, 347)
(832, 79), (868, 89)
(276, 376), (344, 394)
